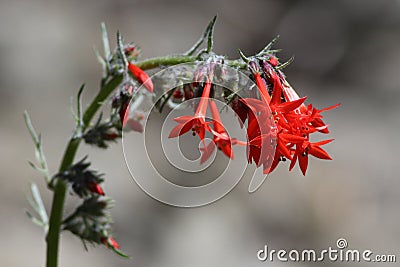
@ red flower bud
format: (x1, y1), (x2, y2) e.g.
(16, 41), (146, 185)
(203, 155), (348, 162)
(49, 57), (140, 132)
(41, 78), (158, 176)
(119, 102), (129, 127)
(103, 132), (119, 140)
(124, 44), (136, 57)
(268, 56), (278, 67)
(172, 89), (183, 99)
(101, 236), (120, 250)
(88, 181), (105, 196)
(128, 63), (153, 93)
(109, 237), (120, 249)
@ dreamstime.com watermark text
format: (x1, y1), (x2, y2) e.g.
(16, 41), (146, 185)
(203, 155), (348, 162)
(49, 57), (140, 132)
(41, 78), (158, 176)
(257, 238), (396, 263)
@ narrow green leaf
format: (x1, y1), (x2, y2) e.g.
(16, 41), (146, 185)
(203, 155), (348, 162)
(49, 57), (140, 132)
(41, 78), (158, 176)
(28, 160), (46, 174)
(26, 211), (46, 228)
(117, 31), (128, 70)
(77, 84), (85, 128)
(267, 49), (282, 54)
(101, 22), (111, 61)
(24, 111), (51, 183)
(81, 239), (89, 252)
(276, 56), (294, 70)
(185, 15), (216, 56)
(112, 247), (131, 258)
(206, 15), (217, 53)
(25, 183), (49, 233)
(94, 46), (107, 77)
(256, 35), (280, 57)
(24, 111), (39, 145)
(238, 49), (249, 63)
(31, 183), (49, 229)
(26, 193), (39, 214)
(70, 96), (79, 122)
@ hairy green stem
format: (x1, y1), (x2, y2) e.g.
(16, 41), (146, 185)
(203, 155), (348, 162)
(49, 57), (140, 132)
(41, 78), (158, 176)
(46, 75), (122, 267)
(135, 55), (197, 70)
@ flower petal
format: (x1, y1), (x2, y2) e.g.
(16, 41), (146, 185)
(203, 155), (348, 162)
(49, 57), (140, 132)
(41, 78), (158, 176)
(309, 145), (332, 160)
(168, 120), (194, 138)
(275, 97), (307, 113)
(298, 152), (308, 175)
(200, 141), (216, 164)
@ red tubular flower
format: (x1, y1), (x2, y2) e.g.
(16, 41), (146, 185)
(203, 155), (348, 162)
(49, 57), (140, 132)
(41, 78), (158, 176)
(168, 80), (212, 142)
(88, 181), (105, 196)
(200, 100), (246, 163)
(263, 131), (305, 174)
(289, 139), (334, 175)
(280, 80), (338, 174)
(254, 74), (271, 104)
(231, 96), (250, 126)
(246, 63), (305, 167)
(245, 59), (338, 175)
(246, 110), (262, 165)
(101, 236), (120, 250)
(119, 101), (130, 127)
(128, 63), (154, 93)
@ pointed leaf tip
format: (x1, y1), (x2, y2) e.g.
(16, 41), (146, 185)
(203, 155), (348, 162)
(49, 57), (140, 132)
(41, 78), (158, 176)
(238, 49), (249, 63)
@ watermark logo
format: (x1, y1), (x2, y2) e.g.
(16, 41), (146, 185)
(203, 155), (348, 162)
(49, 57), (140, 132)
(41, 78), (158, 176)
(257, 238), (397, 263)
(122, 62), (276, 207)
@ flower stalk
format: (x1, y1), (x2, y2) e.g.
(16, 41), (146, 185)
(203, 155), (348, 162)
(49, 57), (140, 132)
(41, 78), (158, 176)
(23, 17), (338, 267)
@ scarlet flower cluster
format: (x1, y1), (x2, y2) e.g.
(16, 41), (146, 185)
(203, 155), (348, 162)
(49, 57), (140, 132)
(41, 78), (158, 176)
(168, 56), (338, 175)
(243, 58), (339, 175)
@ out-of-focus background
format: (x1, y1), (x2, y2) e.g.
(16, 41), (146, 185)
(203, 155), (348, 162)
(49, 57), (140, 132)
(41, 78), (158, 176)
(1, 0), (400, 266)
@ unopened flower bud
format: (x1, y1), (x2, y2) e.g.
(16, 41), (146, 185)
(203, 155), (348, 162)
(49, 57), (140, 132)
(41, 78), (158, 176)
(128, 63), (153, 93)
(172, 89), (183, 99)
(268, 56), (278, 67)
(88, 181), (105, 196)
(101, 236), (120, 250)
(248, 60), (260, 74)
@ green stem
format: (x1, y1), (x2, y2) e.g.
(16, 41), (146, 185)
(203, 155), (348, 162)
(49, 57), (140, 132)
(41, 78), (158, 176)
(136, 55), (247, 70)
(46, 75), (122, 267)
(135, 55), (196, 70)
(45, 54), (199, 267)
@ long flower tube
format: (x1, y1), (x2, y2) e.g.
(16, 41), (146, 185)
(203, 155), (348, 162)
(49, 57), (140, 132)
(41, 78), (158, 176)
(200, 99), (246, 163)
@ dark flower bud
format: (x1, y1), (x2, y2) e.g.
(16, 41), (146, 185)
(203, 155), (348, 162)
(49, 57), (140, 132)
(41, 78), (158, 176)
(172, 89), (183, 99)
(183, 84), (194, 100)
(261, 59), (273, 75)
(248, 60), (261, 75)
(83, 118), (120, 149)
(231, 96), (250, 126)
(76, 196), (110, 217)
(63, 197), (114, 248)
(53, 157), (105, 198)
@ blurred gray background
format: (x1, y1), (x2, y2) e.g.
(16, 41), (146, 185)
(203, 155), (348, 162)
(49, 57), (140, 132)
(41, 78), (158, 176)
(1, 0), (400, 266)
